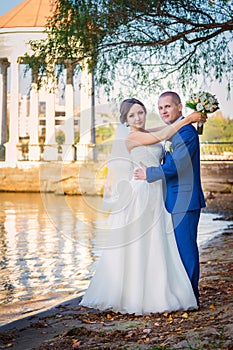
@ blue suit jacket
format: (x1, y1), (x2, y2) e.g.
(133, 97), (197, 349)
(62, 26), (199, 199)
(146, 123), (206, 214)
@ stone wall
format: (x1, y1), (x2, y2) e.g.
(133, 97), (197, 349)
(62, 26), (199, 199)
(0, 161), (232, 195)
(0, 162), (106, 195)
(201, 162), (233, 194)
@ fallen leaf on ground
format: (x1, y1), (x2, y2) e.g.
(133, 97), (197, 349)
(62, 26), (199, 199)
(167, 315), (173, 322)
(82, 318), (97, 324)
(72, 340), (81, 348)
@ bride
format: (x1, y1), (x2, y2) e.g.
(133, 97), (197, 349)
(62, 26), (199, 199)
(80, 98), (205, 315)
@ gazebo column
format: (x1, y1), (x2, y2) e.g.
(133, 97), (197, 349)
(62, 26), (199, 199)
(28, 78), (40, 161)
(43, 77), (58, 161)
(76, 61), (92, 161)
(19, 95), (28, 136)
(0, 59), (9, 159)
(62, 63), (74, 161)
(5, 57), (20, 167)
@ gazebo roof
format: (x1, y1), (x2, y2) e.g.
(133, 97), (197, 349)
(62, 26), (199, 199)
(0, 0), (54, 29)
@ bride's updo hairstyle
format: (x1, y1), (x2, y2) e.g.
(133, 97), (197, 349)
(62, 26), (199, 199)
(120, 98), (147, 124)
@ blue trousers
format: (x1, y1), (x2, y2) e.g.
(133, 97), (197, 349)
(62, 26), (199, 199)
(172, 210), (201, 301)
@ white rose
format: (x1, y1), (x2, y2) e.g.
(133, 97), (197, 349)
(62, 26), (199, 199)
(196, 103), (204, 111)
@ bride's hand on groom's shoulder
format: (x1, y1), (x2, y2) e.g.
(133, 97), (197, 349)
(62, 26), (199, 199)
(134, 162), (147, 180)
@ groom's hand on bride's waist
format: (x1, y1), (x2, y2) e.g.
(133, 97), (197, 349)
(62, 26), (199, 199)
(134, 162), (147, 180)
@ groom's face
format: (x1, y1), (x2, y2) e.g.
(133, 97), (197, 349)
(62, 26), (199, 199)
(158, 96), (183, 125)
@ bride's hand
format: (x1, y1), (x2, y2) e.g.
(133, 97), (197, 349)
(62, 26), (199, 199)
(187, 111), (208, 124)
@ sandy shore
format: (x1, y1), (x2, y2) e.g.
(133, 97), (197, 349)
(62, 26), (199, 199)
(0, 194), (232, 350)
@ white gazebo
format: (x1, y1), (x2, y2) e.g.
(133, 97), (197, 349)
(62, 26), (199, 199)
(0, 0), (93, 166)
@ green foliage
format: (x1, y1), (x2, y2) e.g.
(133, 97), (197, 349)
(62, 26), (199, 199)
(74, 131), (80, 143)
(200, 111), (233, 142)
(96, 124), (115, 142)
(25, 0), (233, 95)
(56, 130), (65, 144)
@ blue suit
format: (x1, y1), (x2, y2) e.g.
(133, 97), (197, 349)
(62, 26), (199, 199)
(146, 122), (205, 300)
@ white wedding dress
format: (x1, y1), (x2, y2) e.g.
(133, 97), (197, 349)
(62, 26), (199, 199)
(80, 143), (198, 314)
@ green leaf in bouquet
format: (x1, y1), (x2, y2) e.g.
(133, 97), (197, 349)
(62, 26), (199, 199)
(185, 102), (196, 109)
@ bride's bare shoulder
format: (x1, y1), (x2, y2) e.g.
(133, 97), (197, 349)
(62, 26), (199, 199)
(125, 136), (138, 153)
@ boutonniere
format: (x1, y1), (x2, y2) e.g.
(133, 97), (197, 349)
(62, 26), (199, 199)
(165, 140), (173, 154)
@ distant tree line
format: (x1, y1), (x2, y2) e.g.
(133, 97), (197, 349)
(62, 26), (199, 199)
(200, 111), (233, 142)
(94, 111), (233, 144)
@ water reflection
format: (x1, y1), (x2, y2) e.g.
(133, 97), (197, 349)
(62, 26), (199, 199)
(0, 193), (106, 326)
(0, 193), (232, 326)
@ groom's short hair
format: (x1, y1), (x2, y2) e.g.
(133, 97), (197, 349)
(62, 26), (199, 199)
(159, 91), (181, 105)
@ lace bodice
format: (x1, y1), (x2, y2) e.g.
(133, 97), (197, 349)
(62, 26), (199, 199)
(130, 143), (164, 169)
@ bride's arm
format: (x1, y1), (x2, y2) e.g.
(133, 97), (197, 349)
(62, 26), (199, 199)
(146, 125), (166, 132)
(126, 112), (206, 150)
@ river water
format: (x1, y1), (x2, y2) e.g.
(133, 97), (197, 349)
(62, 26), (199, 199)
(0, 193), (232, 326)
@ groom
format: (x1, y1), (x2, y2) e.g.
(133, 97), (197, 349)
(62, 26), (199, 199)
(134, 91), (206, 304)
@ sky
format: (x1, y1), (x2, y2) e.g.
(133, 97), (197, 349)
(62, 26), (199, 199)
(1, 1), (232, 118)
(0, 0), (24, 16)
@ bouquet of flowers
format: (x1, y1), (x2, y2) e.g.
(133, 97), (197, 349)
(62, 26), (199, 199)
(186, 91), (219, 135)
